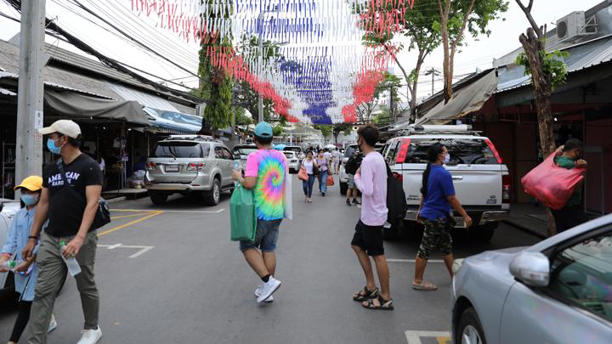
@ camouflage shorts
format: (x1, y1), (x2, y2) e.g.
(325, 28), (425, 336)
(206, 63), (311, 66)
(417, 218), (453, 259)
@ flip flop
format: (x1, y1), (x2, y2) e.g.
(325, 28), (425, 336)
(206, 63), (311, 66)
(353, 286), (378, 302)
(412, 280), (438, 291)
(362, 295), (394, 311)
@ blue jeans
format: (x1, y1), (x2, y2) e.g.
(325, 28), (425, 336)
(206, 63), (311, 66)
(302, 174), (315, 197)
(239, 219), (282, 252)
(318, 170), (328, 194)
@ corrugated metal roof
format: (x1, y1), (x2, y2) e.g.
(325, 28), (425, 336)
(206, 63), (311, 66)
(496, 35), (612, 93)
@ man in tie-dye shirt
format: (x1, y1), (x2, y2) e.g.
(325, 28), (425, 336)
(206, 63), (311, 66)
(232, 122), (287, 304)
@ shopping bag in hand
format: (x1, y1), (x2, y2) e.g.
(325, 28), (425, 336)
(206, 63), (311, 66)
(326, 175), (335, 186)
(230, 184), (257, 241)
(284, 171), (293, 220)
(298, 166), (308, 181)
(521, 149), (585, 210)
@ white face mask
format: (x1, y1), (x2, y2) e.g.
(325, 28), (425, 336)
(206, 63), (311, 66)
(443, 153), (451, 164)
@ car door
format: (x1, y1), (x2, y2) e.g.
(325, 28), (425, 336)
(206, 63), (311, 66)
(221, 147), (234, 186)
(500, 227), (612, 344)
(213, 146), (230, 186)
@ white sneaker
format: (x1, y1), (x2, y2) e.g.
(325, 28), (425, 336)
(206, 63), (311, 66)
(76, 327), (102, 344)
(48, 314), (57, 333)
(254, 284), (274, 303)
(257, 277), (281, 303)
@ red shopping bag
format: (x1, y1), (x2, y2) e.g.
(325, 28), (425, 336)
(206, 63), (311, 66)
(326, 175), (335, 186)
(298, 166), (309, 181)
(521, 149), (585, 210)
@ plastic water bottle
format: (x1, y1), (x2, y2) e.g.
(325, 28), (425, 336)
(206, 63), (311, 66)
(234, 161), (240, 170)
(1, 260), (16, 271)
(1, 260), (32, 275)
(59, 241), (81, 277)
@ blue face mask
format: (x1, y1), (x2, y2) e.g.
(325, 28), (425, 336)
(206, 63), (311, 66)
(20, 194), (38, 206)
(47, 138), (61, 154)
(443, 153), (451, 165)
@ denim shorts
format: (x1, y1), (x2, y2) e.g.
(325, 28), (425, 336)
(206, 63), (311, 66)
(239, 219), (282, 252)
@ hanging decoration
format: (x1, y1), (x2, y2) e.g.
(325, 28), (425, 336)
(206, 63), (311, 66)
(130, 0), (415, 124)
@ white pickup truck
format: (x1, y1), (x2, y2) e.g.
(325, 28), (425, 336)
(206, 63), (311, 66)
(382, 125), (511, 241)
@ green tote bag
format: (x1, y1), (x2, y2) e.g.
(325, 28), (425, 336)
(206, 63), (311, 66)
(230, 184), (257, 241)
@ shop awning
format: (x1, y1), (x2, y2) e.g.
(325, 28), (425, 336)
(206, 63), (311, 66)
(144, 107), (202, 134)
(416, 70), (498, 125)
(45, 90), (149, 125)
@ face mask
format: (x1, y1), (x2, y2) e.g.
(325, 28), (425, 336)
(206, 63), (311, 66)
(443, 153), (451, 164)
(20, 194), (38, 206)
(47, 138), (61, 154)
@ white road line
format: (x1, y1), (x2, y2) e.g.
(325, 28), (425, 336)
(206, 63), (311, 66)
(404, 330), (451, 344)
(129, 246), (154, 259)
(388, 259), (445, 263)
(108, 243), (122, 250)
(112, 208), (225, 214)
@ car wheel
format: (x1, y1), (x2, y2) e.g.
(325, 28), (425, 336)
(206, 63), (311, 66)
(339, 182), (348, 196)
(457, 307), (487, 344)
(204, 178), (221, 206)
(150, 192), (168, 205)
(474, 223), (497, 242)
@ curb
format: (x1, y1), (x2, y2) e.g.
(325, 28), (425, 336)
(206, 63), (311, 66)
(502, 219), (547, 239)
(106, 196), (127, 204)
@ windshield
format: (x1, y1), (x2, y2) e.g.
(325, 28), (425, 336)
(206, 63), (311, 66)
(283, 152), (295, 159)
(284, 147), (301, 154)
(234, 147), (257, 158)
(153, 142), (206, 158)
(403, 138), (498, 165)
(344, 145), (359, 158)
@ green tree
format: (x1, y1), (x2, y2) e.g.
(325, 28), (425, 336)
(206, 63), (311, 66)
(333, 124), (354, 144)
(234, 107), (253, 126)
(360, 0), (442, 119)
(314, 125), (333, 139)
(196, 0), (234, 131)
(436, 0), (509, 103)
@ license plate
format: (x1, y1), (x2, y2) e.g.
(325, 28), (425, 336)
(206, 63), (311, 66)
(165, 164), (179, 172)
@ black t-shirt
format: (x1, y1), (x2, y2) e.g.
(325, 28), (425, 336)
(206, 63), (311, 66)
(43, 154), (103, 237)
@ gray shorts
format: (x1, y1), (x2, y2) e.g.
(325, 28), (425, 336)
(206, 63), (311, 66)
(347, 174), (355, 188)
(240, 219), (282, 252)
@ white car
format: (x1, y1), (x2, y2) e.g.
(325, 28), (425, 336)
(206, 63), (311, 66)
(0, 199), (21, 298)
(383, 125), (511, 241)
(283, 151), (300, 174)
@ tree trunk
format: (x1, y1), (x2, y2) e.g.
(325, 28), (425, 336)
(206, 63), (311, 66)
(410, 51), (426, 121)
(438, 0), (452, 103)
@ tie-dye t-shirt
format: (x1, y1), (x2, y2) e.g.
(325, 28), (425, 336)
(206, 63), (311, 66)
(244, 149), (287, 220)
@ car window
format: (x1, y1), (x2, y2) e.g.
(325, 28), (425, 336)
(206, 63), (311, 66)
(214, 146), (225, 159)
(547, 230), (612, 322)
(344, 145), (358, 158)
(234, 147), (257, 158)
(403, 138), (498, 165)
(283, 152), (294, 159)
(153, 142), (203, 158)
(222, 148), (233, 160)
(385, 141), (400, 164)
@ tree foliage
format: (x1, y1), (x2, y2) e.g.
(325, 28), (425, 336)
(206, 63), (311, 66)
(314, 125), (333, 138)
(516, 50), (569, 90)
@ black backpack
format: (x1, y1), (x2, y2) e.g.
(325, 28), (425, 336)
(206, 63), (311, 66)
(386, 164), (408, 224)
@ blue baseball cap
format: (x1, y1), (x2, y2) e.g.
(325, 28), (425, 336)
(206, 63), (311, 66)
(254, 122), (273, 138)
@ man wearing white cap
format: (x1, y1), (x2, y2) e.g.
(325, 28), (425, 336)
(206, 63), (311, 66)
(22, 120), (104, 344)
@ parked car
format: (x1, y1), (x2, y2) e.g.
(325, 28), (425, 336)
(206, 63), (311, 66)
(338, 144), (359, 195)
(383, 125), (510, 241)
(451, 214), (612, 344)
(145, 135), (235, 206)
(283, 151), (300, 174)
(283, 146), (304, 159)
(0, 199), (21, 299)
(232, 144), (257, 170)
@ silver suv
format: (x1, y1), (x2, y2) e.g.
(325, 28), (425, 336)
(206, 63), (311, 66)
(145, 135), (235, 206)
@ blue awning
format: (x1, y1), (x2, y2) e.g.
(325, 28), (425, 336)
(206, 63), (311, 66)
(144, 107), (202, 134)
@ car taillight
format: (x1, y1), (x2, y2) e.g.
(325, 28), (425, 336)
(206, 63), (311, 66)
(187, 163), (205, 172)
(146, 162), (156, 170)
(485, 139), (503, 164)
(396, 138), (411, 164)
(392, 172), (403, 182)
(502, 174), (512, 203)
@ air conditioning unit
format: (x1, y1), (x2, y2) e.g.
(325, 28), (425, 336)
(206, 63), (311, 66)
(556, 11), (598, 42)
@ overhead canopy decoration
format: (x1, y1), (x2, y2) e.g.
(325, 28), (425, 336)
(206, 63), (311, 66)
(130, 0), (415, 124)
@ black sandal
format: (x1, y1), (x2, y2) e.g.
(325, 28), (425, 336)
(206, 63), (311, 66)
(362, 295), (394, 310)
(352, 286), (378, 302)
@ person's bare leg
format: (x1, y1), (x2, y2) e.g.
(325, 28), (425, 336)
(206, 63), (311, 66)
(346, 188), (352, 201)
(243, 248), (269, 278)
(413, 256), (428, 284)
(352, 245), (376, 290)
(372, 255), (391, 300)
(442, 253), (454, 279)
(262, 252), (276, 276)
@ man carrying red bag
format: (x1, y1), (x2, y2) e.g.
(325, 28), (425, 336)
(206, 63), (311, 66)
(551, 139), (589, 233)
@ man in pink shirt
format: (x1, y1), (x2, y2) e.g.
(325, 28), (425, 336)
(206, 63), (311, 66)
(350, 125), (393, 310)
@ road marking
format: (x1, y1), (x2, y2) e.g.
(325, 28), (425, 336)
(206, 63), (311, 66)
(388, 259), (445, 263)
(404, 331), (451, 344)
(98, 211), (163, 237)
(110, 208), (225, 214)
(111, 213), (151, 220)
(98, 244), (155, 259)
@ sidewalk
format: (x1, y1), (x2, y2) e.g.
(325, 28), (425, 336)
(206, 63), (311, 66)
(503, 203), (549, 239)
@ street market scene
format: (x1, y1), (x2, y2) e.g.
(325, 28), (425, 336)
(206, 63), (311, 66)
(0, 0), (611, 343)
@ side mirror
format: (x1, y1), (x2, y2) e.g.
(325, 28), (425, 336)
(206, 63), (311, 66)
(509, 251), (550, 287)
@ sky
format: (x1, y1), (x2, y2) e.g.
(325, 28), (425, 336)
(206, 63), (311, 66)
(0, 0), (605, 107)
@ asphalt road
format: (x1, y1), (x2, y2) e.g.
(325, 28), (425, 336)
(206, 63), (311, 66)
(0, 177), (540, 344)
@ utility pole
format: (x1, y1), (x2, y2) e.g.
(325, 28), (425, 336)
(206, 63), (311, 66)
(424, 67), (441, 96)
(257, 12), (264, 123)
(15, 0), (46, 198)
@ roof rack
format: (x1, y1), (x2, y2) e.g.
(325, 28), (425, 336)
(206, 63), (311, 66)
(397, 124), (482, 136)
(164, 135), (219, 142)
